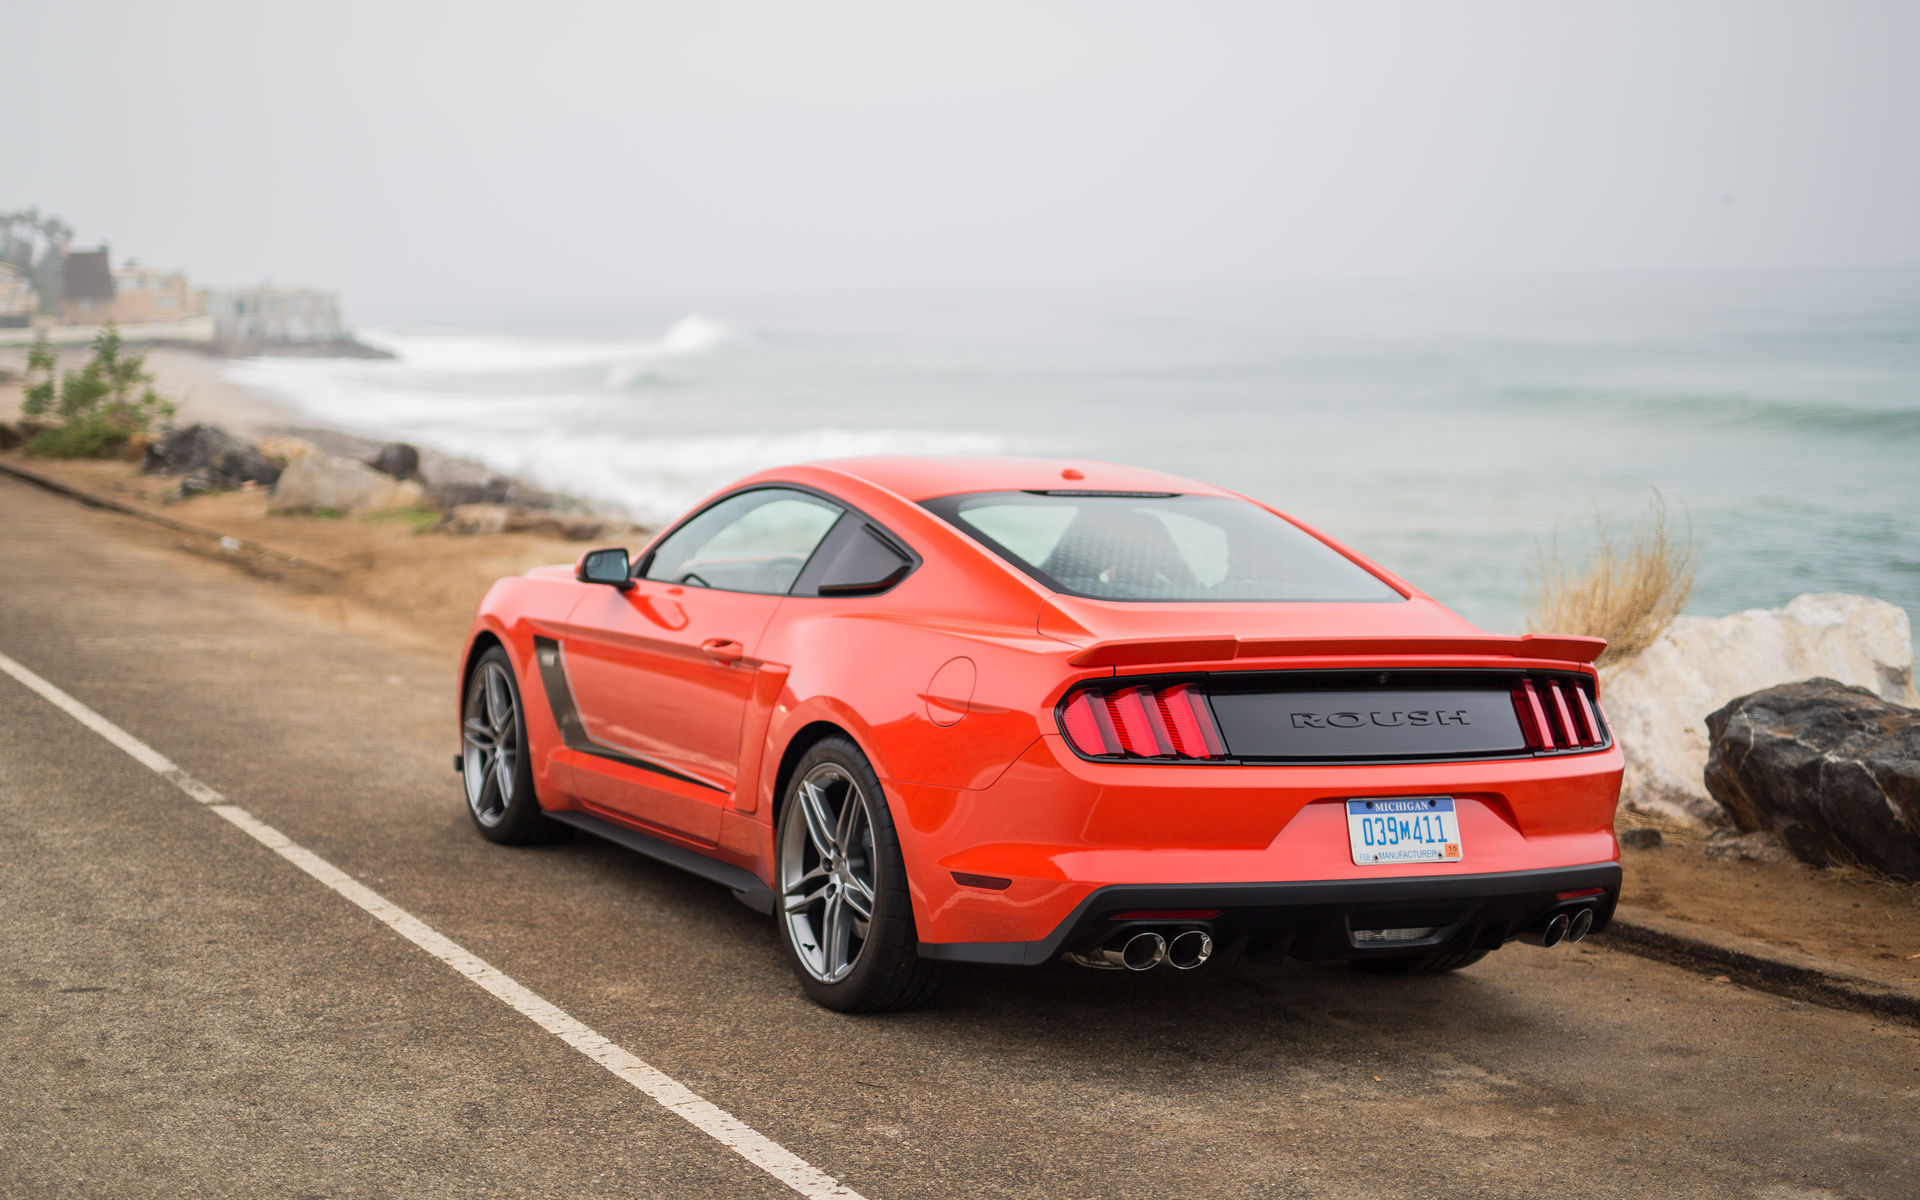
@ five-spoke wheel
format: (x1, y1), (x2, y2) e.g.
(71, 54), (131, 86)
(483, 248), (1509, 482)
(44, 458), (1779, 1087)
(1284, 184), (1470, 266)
(774, 737), (944, 1011)
(463, 659), (520, 828)
(779, 763), (880, 984)
(460, 646), (551, 844)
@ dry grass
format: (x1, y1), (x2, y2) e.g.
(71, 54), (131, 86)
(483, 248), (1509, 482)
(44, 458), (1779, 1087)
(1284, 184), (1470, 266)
(1526, 491), (1697, 669)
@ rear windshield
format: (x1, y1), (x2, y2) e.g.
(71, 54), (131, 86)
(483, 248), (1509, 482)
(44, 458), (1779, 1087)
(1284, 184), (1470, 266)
(922, 491), (1404, 603)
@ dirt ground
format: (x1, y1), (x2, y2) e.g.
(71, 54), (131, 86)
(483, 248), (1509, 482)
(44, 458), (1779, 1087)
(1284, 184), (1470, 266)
(0, 451), (606, 647)
(1622, 833), (1920, 977)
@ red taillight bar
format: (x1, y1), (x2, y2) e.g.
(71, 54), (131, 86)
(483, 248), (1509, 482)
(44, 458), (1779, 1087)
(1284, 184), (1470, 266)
(1512, 676), (1606, 752)
(1060, 682), (1228, 760)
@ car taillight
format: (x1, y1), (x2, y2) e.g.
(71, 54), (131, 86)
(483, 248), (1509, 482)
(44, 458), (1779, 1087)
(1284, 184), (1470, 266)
(1512, 676), (1607, 752)
(1060, 682), (1228, 760)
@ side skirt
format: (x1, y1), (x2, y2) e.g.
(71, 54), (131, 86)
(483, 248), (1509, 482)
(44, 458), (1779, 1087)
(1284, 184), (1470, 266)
(548, 810), (775, 915)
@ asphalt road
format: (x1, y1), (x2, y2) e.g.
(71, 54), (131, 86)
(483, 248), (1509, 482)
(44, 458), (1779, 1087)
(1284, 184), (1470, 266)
(3, 472), (1917, 1200)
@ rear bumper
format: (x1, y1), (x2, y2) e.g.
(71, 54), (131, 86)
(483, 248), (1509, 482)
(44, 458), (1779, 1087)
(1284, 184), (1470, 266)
(918, 861), (1622, 966)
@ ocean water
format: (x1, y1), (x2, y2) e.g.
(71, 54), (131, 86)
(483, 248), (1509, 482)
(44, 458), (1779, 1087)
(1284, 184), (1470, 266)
(225, 268), (1920, 634)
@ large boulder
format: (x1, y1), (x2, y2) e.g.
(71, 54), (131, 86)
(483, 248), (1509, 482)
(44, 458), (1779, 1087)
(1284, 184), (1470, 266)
(369, 441), (420, 481)
(1704, 679), (1920, 879)
(1602, 594), (1918, 827)
(256, 435), (320, 466)
(142, 423), (283, 490)
(268, 451), (426, 515)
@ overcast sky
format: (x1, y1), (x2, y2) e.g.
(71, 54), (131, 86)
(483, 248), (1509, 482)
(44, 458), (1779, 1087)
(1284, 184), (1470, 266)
(4, 1), (1917, 310)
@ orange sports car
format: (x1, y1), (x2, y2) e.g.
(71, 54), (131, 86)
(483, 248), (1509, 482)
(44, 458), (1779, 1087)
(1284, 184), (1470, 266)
(457, 457), (1623, 1011)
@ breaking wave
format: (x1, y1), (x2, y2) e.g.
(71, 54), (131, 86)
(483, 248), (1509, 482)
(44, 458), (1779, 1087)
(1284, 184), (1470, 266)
(223, 313), (1007, 521)
(430, 427), (1007, 523)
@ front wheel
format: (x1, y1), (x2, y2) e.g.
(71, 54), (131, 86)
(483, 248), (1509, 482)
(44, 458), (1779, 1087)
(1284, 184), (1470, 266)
(461, 646), (557, 844)
(775, 737), (944, 1012)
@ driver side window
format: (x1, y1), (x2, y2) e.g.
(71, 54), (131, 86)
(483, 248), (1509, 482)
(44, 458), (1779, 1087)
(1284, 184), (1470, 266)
(642, 489), (842, 595)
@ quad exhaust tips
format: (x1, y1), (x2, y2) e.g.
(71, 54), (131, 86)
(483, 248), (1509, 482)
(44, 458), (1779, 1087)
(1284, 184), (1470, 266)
(1167, 929), (1213, 970)
(1521, 906), (1596, 948)
(1066, 928), (1215, 971)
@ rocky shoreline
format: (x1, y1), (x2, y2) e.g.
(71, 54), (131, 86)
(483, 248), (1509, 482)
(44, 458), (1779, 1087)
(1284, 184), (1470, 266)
(140, 421), (647, 542)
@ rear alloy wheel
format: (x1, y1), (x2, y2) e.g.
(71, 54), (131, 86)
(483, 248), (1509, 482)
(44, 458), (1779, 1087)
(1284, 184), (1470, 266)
(461, 646), (555, 844)
(776, 737), (944, 1012)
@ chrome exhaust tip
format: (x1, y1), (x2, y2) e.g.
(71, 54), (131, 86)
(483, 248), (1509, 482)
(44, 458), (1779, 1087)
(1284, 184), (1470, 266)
(1521, 912), (1572, 948)
(1166, 929), (1213, 970)
(1566, 907), (1594, 944)
(1064, 930), (1169, 971)
(1119, 931), (1168, 971)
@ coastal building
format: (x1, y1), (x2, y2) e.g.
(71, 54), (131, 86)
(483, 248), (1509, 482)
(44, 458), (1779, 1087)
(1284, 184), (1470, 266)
(0, 263), (33, 328)
(61, 247), (115, 322)
(204, 285), (345, 345)
(0, 243), (217, 347)
(111, 262), (202, 324)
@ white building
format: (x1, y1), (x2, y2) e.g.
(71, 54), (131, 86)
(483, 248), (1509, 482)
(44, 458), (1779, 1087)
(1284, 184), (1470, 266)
(0, 263), (33, 327)
(204, 285), (345, 344)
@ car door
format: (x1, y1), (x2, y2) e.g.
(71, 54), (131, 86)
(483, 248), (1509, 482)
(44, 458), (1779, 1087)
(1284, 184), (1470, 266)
(558, 487), (843, 842)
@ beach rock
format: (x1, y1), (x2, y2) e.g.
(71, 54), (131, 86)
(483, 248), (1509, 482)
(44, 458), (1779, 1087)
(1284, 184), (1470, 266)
(1602, 594), (1918, 828)
(369, 441), (420, 481)
(441, 503), (511, 535)
(425, 475), (572, 512)
(1618, 827), (1663, 851)
(1703, 679), (1920, 879)
(1700, 828), (1792, 865)
(436, 503), (619, 540)
(269, 451), (426, 515)
(256, 436), (320, 467)
(505, 510), (612, 540)
(142, 423), (283, 490)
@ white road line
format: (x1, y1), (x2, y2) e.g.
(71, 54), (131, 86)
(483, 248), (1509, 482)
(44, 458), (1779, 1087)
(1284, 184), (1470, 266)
(0, 649), (867, 1200)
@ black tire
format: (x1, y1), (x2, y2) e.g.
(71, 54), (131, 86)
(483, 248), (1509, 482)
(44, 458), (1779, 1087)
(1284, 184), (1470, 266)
(775, 736), (945, 1012)
(1353, 946), (1491, 976)
(460, 646), (558, 845)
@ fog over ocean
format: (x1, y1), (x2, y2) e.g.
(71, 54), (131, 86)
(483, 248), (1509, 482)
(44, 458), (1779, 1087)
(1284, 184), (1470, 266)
(227, 266), (1920, 634)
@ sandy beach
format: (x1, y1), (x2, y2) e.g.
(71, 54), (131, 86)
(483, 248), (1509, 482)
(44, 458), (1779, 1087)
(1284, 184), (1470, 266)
(0, 345), (617, 645)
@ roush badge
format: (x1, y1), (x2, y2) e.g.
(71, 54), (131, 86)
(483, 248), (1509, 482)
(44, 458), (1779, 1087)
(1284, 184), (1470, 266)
(1290, 710), (1471, 729)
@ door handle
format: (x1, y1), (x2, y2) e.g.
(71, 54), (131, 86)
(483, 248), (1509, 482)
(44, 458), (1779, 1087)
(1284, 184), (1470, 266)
(700, 638), (745, 665)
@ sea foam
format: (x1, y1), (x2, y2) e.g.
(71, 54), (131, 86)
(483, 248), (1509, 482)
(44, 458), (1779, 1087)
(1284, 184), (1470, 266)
(223, 313), (1006, 522)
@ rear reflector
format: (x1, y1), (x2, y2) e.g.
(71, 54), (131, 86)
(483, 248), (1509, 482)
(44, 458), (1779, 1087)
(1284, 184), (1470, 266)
(1512, 676), (1608, 753)
(1556, 887), (1607, 901)
(951, 872), (1013, 890)
(1060, 682), (1228, 760)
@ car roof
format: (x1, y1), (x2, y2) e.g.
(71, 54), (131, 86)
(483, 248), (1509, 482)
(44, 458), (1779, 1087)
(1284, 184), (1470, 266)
(804, 455), (1236, 503)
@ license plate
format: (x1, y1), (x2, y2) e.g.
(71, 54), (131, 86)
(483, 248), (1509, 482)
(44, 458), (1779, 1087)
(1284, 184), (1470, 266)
(1346, 797), (1463, 865)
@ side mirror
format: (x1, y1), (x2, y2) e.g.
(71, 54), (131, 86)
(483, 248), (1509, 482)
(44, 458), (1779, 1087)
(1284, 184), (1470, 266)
(575, 547), (635, 591)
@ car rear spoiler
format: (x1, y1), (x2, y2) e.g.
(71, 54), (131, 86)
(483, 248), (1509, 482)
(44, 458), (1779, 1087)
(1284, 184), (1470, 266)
(1065, 633), (1607, 669)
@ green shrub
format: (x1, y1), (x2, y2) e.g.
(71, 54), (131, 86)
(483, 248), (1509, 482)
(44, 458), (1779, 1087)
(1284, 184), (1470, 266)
(365, 506), (442, 533)
(23, 413), (140, 458)
(20, 326), (176, 459)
